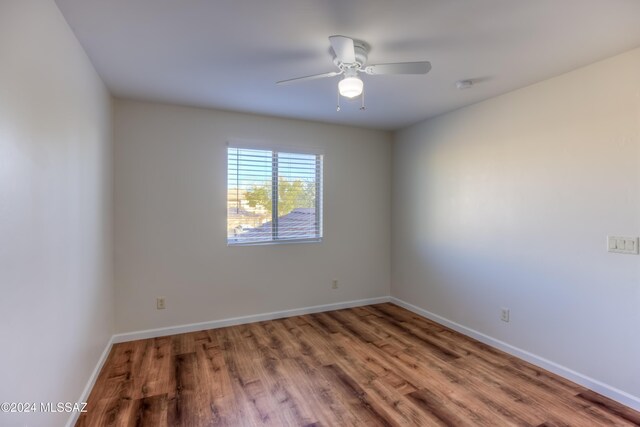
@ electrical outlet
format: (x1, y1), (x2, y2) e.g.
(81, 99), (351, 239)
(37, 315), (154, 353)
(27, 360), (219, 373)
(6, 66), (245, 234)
(500, 308), (510, 323)
(332, 280), (338, 289)
(157, 297), (166, 310)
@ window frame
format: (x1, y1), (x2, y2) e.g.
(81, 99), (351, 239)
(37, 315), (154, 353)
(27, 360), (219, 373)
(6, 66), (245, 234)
(226, 143), (323, 246)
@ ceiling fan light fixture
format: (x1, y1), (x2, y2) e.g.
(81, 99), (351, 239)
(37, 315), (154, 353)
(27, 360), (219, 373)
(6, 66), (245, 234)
(338, 76), (363, 98)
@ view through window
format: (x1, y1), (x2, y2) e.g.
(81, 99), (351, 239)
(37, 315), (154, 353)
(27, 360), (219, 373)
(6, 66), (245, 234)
(227, 147), (323, 244)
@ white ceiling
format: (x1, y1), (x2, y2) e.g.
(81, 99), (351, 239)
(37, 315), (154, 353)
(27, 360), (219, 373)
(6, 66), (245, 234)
(55, 0), (640, 130)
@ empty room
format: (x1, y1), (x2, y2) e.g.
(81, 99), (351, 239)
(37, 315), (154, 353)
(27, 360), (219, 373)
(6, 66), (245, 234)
(2, 0), (640, 426)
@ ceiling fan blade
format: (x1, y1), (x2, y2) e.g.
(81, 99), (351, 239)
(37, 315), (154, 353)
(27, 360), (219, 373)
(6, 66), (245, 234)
(329, 35), (356, 64)
(364, 61), (432, 75)
(276, 71), (341, 85)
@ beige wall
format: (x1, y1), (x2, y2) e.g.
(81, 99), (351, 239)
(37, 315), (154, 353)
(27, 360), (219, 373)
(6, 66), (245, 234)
(0, 1), (114, 426)
(392, 48), (640, 403)
(113, 99), (391, 333)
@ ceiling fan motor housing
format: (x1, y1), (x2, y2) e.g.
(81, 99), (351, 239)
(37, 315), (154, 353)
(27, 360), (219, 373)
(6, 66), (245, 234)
(333, 42), (369, 70)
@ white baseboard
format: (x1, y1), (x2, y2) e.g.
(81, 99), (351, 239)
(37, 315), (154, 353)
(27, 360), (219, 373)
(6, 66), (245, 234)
(390, 297), (640, 412)
(112, 296), (391, 343)
(66, 336), (114, 427)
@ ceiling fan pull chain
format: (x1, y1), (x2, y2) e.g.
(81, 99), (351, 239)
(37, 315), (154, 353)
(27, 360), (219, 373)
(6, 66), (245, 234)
(360, 87), (366, 111)
(336, 86), (341, 112)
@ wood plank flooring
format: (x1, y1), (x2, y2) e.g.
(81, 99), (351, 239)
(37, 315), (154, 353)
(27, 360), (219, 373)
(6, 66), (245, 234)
(76, 303), (640, 426)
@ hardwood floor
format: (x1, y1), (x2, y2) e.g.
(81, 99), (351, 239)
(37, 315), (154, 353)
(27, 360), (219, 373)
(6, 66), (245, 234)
(77, 303), (640, 426)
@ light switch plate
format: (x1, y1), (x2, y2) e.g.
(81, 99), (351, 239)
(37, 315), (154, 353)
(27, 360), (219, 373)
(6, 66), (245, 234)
(607, 236), (639, 254)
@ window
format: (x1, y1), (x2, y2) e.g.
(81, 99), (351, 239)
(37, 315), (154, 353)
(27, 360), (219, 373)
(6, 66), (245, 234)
(227, 146), (323, 245)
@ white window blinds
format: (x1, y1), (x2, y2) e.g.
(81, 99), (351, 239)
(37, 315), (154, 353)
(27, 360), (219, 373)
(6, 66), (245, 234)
(227, 147), (323, 245)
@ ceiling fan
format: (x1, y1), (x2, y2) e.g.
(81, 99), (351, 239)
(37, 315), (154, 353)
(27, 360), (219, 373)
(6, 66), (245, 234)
(277, 35), (431, 107)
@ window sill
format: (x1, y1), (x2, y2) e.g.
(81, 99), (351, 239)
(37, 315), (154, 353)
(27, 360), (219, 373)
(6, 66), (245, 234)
(227, 238), (322, 247)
